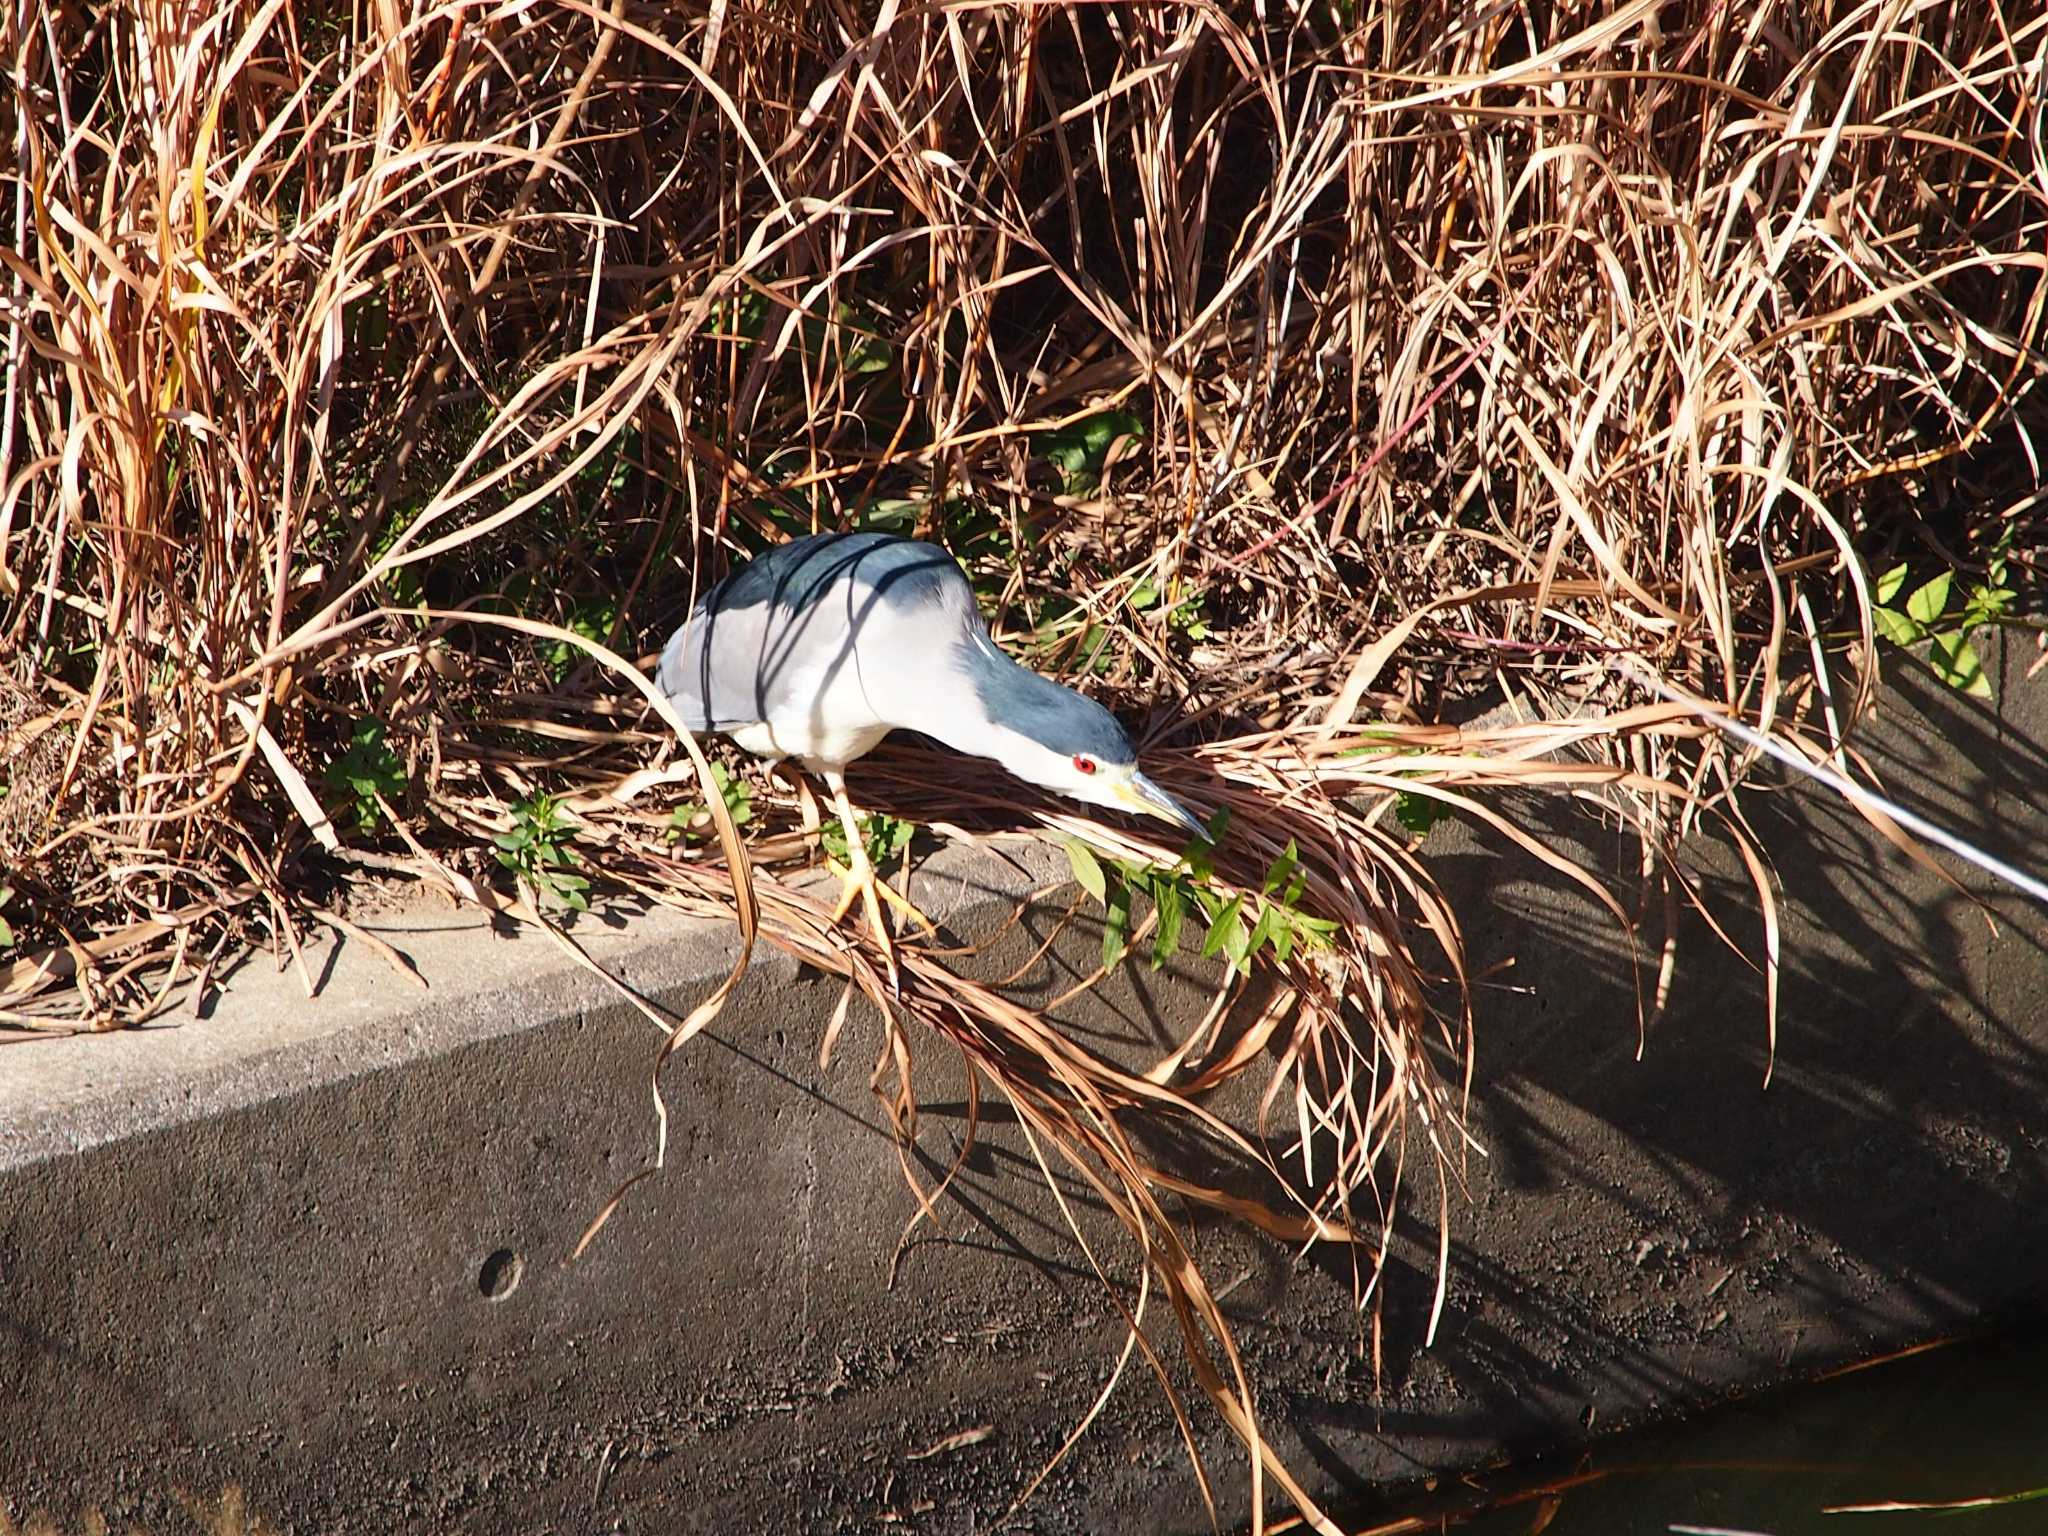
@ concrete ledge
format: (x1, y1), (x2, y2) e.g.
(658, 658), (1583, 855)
(4, 635), (2047, 1533)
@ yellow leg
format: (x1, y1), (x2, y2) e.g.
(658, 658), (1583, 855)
(820, 769), (933, 991)
(816, 772), (936, 931)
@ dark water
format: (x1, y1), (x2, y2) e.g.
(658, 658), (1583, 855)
(1348, 1325), (2048, 1535)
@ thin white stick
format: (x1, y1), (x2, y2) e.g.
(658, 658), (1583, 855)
(1622, 659), (2048, 910)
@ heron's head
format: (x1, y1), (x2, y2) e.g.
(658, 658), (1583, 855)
(973, 662), (1205, 840)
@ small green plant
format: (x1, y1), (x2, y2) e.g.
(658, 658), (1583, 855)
(821, 810), (915, 870)
(365, 502), (427, 609)
(1065, 811), (1338, 977)
(322, 720), (408, 835)
(833, 303), (894, 376)
(1873, 547), (2016, 699)
(666, 762), (754, 843)
(1336, 735), (1451, 839)
(708, 288), (770, 349)
(542, 598), (619, 681)
(493, 793), (590, 911)
(0, 883), (16, 951)
(941, 498), (1033, 605)
(855, 496), (923, 535)
(1038, 408), (1145, 493)
(1197, 836), (1340, 975)
(1128, 575), (1210, 640)
(1393, 790), (1446, 836)
(571, 421), (640, 501)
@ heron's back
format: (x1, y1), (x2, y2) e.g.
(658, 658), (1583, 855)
(657, 532), (974, 760)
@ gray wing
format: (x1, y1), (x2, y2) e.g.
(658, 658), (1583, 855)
(656, 533), (969, 732)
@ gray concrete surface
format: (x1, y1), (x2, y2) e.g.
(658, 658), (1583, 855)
(3, 631), (2046, 1534)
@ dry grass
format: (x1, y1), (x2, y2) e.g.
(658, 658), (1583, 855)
(4, 0), (2044, 1526)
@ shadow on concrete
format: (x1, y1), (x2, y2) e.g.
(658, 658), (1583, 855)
(7, 644), (2048, 1535)
(877, 635), (2048, 1514)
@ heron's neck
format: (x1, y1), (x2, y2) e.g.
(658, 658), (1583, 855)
(908, 629), (1068, 766)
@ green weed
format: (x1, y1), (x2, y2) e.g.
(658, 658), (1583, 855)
(1336, 738), (1452, 839)
(1129, 575), (1210, 640)
(493, 793), (590, 911)
(1026, 602), (1116, 676)
(1038, 409), (1146, 494)
(666, 762), (753, 844)
(1065, 811), (1337, 977)
(322, 720), (407, 835)
(821, 810), (916, 870)
(855, 498), (923, 536)
(542, 598), (620, 682)
(1873, 545), (2016, 699)
(1393, 791), (1446, 836)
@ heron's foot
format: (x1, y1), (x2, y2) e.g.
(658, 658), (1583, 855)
(827, 859), (935, 996)
(823, 855), (899, 994)
(824, 858), (937, 938)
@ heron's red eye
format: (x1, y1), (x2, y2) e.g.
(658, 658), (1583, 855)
(1073, 755), (1096, 775)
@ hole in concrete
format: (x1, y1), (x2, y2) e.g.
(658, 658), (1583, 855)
(477, 1248), (522, 1301)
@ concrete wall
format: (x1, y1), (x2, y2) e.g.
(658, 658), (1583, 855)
(4, 634), (2045, 1533)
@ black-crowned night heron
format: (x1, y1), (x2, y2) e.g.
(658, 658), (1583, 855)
(658, 532), (1203, 976)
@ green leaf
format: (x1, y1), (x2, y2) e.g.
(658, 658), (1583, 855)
(1905, 571), (1952, 627)
(719, 768), (754, 828)
(1296, 914), (1340, 948)
(1394, 790), (1446, 836)
(1263, 839), (1300, 897)
(495, 794), (589, 908)
(1221, 909), (1254, 975)
(1079, 409), (1144, 457)
(1873, 607), (1924, 648)
(1102, 880), (1131, 971)
(1201, 895), (1243, 959)
(823, 813), (914, 868)
(1929, 631), (1993, 698)
(844, 328), (893, 374)
(1961, 584), (2016, 628)
(672, 763), (754, 843)
(1076, 621), (1113, 675)
(879, 816), (915, 858)
(543, 870), (591, 912)
(544, 599), (620, 680)
(1151, 879), (1185, 969)
(1040, 409), (1146, 491)
(857, 497), (922, 533)
(1247, 904), (1278, 960)
(1875, 562), (1909, 605)
(323, 718), (407, 834)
